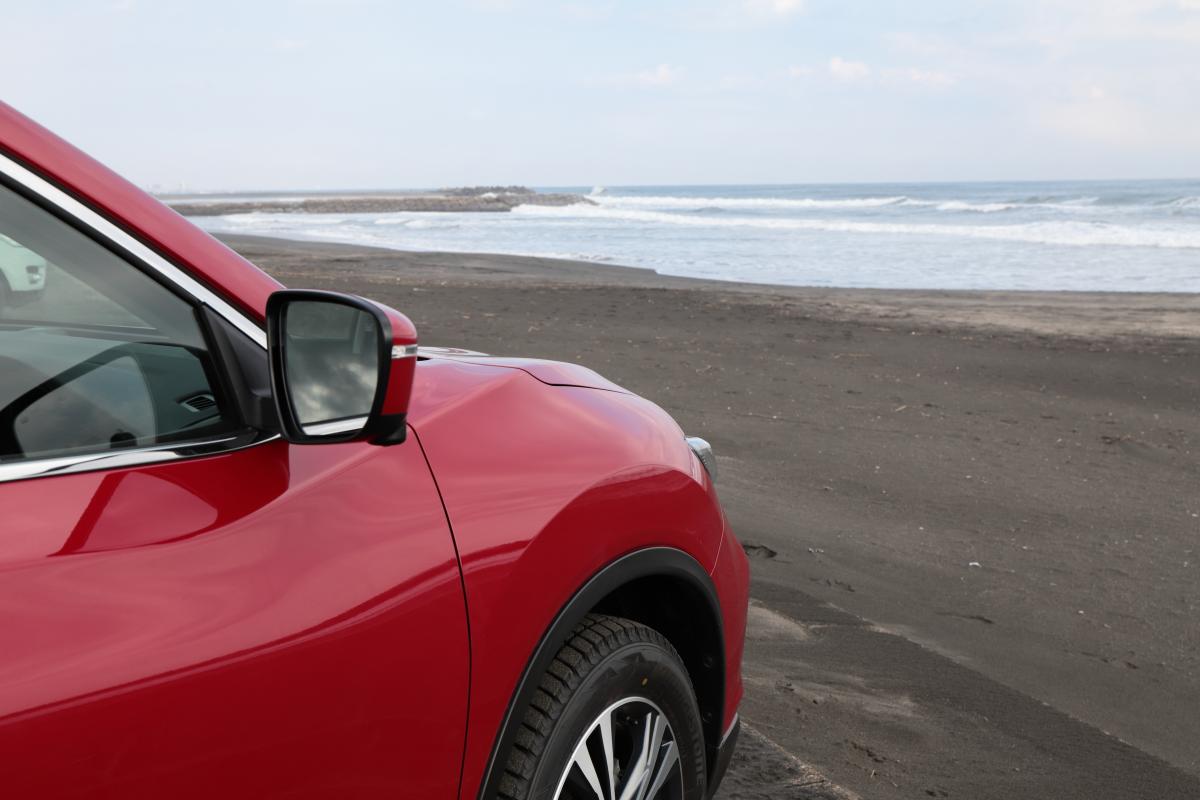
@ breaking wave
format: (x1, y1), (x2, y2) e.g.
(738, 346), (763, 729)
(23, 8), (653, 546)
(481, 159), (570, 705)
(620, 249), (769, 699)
(1164, 196), (1200, 209)
(591, 193), (1118, 214)
(514, 203), (1200, 249)
(591, 194), (908, 210)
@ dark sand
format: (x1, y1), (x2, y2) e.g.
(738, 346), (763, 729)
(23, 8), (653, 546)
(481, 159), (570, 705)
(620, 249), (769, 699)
(222, 234), (1200, 799)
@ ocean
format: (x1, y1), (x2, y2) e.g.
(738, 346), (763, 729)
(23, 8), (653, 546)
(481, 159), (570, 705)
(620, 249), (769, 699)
(187, 180), (1200, 292)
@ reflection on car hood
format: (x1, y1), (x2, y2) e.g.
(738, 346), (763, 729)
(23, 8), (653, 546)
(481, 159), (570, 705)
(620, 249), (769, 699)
(417, 346), (628, 394)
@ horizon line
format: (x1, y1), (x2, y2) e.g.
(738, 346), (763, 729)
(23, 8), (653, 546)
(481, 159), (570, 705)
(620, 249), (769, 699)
(152, 175), (1200, 197)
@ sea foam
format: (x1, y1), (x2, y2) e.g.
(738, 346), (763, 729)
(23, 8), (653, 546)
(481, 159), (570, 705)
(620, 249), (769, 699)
(591, 194), (908, 210)
(513, 203), (1200, 249)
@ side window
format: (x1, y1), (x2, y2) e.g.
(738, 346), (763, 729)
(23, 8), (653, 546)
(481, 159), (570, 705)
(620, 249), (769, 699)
(0, 179), (236, 463)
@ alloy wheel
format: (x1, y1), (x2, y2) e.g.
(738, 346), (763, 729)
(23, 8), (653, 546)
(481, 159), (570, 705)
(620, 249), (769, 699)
(553, 696), (684, 800)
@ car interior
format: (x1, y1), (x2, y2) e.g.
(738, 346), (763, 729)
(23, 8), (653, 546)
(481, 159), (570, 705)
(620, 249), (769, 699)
(0, 181), (234, 463)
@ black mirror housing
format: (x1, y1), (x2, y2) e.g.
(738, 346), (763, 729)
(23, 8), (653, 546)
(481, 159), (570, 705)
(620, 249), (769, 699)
(265, 289), (418, 446)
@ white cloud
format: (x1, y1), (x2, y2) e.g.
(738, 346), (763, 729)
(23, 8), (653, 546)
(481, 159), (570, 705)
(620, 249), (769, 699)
(825, 59), (953, 88)
(562, 1), (615, 21)
(882, 66), (956, 88)
(273, 38), (310, 52)
(635, 64), (683, 87)
(592, 64), (685, 90)
(742, 0), (804, 15)
(787, 65), (814, 78)
(1037, 81), (1200, 156)
(716, 73), (754, 90)
(683, 0), (805, 29)
(828, 56), (870, 82)
(884, 30), (960, 58)
(1018, 0), (1200, 46)
(1041, 93), (1153, 148)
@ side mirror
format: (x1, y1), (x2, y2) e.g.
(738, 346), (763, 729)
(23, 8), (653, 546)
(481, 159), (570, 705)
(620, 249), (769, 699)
(265, 289), (418, 445)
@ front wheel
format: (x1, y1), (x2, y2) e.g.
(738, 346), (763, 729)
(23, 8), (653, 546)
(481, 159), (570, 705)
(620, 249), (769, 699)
(498, 614), (707, 800)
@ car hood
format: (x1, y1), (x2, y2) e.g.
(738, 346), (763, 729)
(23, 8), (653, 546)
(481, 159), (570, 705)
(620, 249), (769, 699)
(417, 346), (628, 394)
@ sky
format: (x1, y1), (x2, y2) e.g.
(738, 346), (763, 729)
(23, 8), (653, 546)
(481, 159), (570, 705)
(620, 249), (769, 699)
(2, 0), (1198, 190)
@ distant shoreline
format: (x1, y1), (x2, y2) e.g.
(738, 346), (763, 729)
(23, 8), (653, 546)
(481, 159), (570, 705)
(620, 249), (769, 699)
(168, 186), (592, 216)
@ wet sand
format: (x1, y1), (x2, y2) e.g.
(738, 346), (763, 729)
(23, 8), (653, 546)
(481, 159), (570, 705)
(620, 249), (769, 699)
(221, 234), (1200, 799)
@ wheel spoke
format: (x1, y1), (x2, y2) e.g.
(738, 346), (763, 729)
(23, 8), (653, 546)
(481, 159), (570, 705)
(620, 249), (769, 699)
(567, 734), (607, 800)
(599, 707), (617, 798)
(637, 712), (670, 800)
(616, 712), (652, 800)
(628, 710), (675, 800)
(554, 698), (682, 800)
(645, 740), (679, 799)
(559, 708), (618, 800)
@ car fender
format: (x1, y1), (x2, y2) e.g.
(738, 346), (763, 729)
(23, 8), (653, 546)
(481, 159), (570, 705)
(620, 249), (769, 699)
(473, 546), (722, 800)
(407, 357), (725, 799)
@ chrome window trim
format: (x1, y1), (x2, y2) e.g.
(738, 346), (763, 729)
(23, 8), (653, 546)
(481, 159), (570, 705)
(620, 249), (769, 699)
(0, 429), (278, 484)
(0, 151), (267, 349)
(301, 416), (368, 437)
(0, 152), (279, 484)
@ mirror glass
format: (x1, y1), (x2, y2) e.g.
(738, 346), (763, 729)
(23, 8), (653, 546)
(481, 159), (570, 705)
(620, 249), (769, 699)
(283, 301), (381, 434)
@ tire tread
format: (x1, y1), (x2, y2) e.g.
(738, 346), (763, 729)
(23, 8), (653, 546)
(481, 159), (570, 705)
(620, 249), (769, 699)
(494, 614), (690, 800)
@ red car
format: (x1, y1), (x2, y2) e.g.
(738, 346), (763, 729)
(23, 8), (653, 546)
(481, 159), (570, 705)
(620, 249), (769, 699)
(0, 102), (748, 799)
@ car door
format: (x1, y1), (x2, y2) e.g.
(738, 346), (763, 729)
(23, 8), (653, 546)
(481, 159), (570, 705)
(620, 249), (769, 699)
(0, 174), (469, 797)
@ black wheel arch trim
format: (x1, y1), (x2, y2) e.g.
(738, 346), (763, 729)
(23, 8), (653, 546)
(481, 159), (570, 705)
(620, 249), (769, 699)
(477, 545), (725, 799)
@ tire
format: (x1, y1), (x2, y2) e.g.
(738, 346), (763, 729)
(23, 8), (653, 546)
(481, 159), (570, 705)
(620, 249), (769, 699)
(0, 278), (9, 309)
(497, 614), (706, 800)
